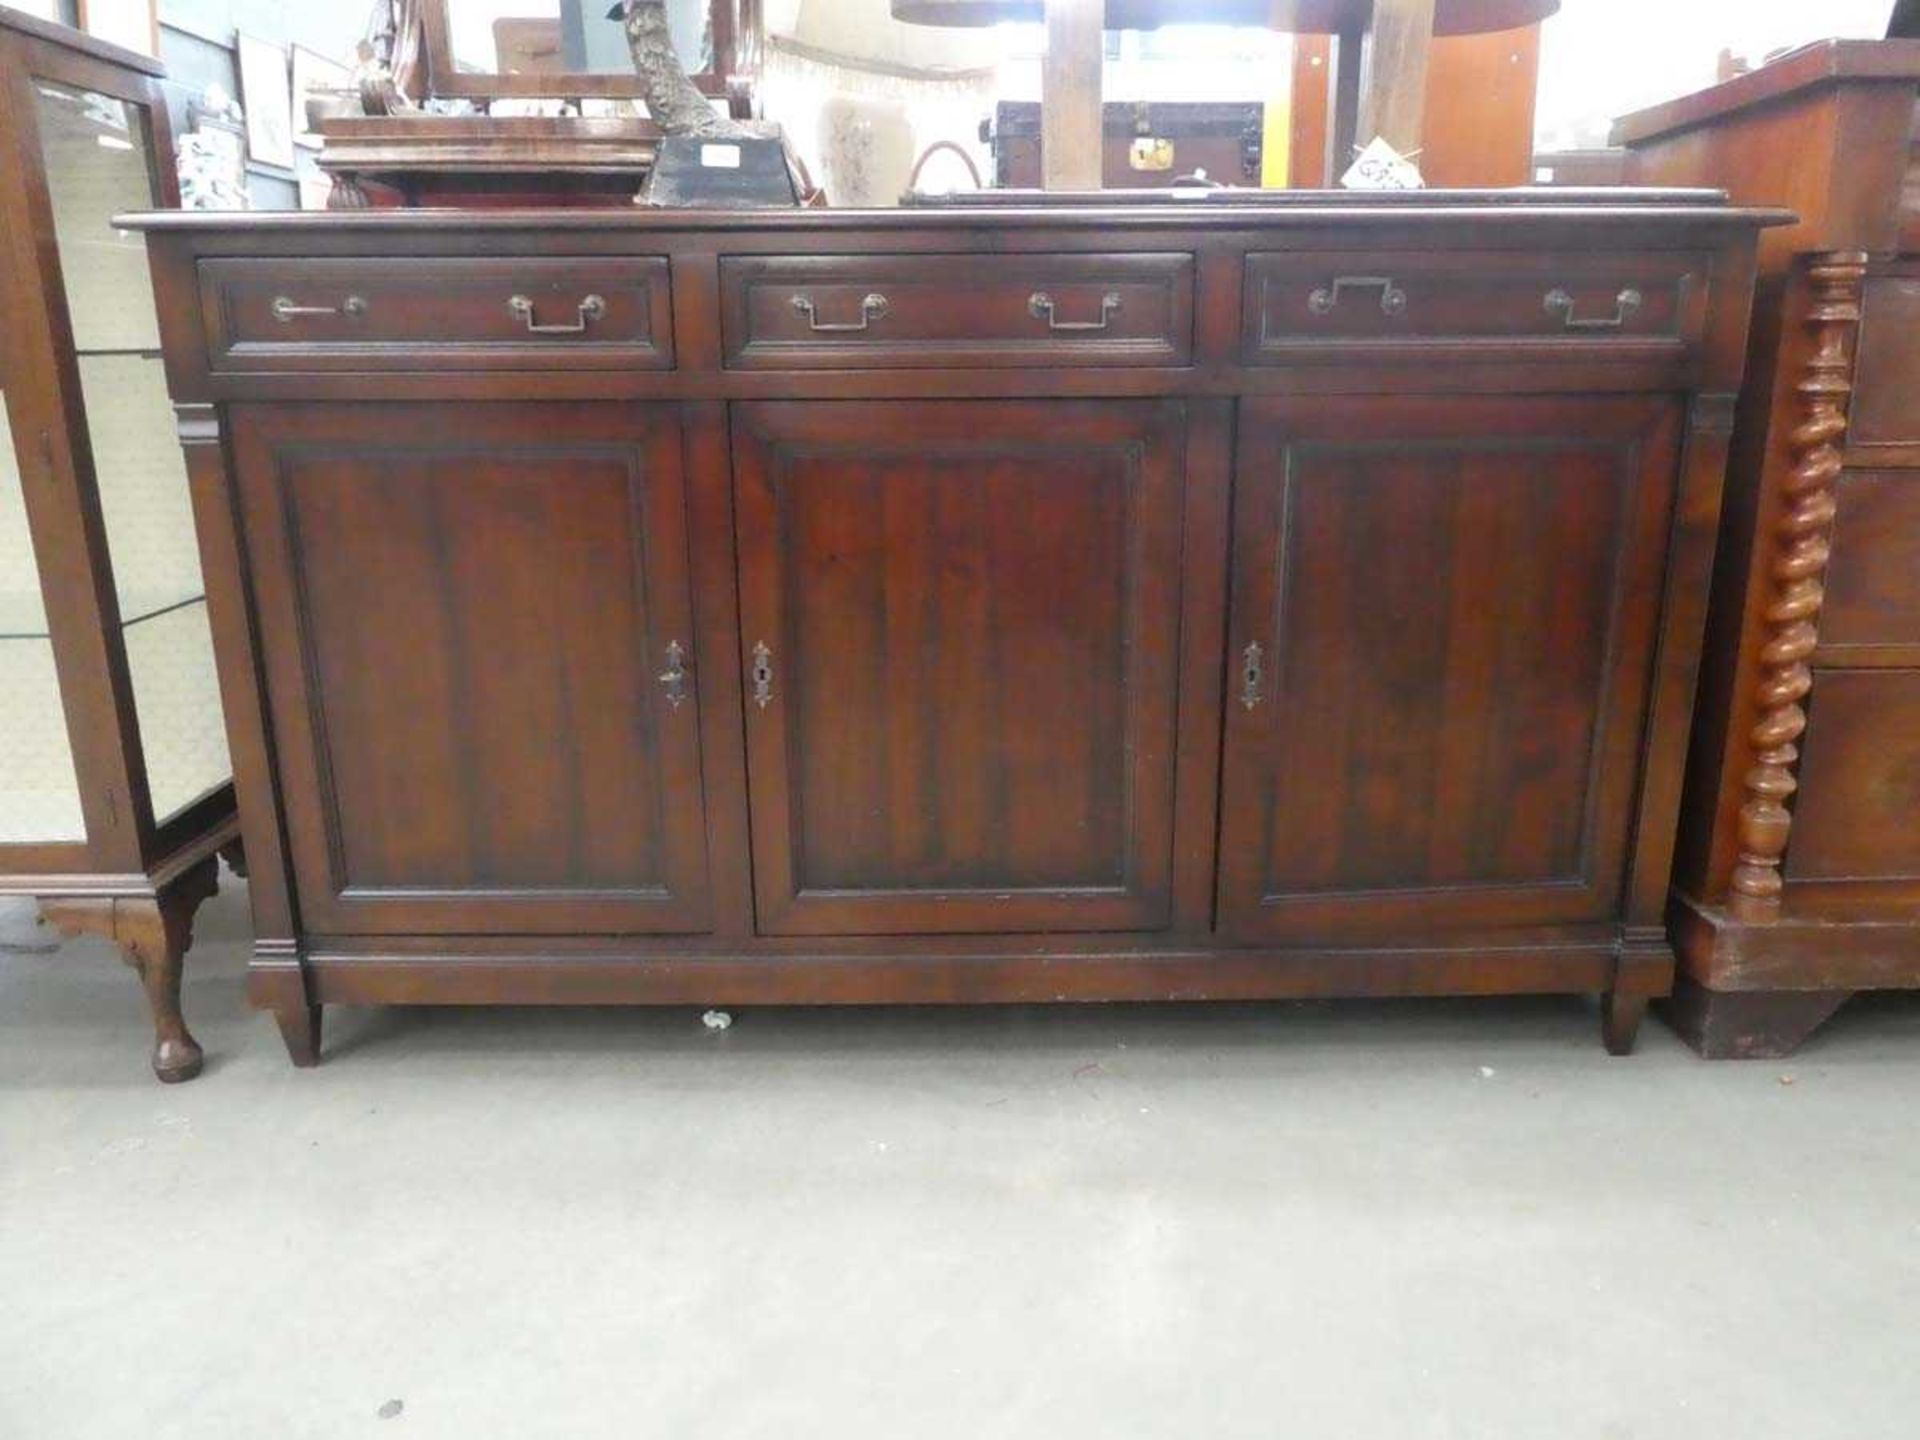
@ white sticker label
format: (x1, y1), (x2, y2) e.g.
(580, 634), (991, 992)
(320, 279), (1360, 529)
(700, 143), (742, 170)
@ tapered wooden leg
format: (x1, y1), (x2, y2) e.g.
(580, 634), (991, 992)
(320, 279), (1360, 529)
(1659, 976), (1851, 1059)
(1601, 990), (1650, 1056)
(271, 1002), (323, 1068)
(41, 857), (221, 1084)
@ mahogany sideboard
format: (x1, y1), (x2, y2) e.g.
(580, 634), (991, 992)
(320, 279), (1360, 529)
(124, 193), (1781, 1064)
(1619, 41), (1920, 1056)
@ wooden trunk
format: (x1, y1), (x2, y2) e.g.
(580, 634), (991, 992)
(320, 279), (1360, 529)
(1617, 40), (1920, 1056)
(125, 192), (1777, 1064)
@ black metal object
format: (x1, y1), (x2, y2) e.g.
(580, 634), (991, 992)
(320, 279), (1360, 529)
(642, 134), (799, 206)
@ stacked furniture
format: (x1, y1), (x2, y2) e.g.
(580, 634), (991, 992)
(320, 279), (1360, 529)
(1618, 41), (1920, 1056)
(0, 7), (237, 1082)
(319, 0), (760, 209)
(127, 190), (1777, 1064)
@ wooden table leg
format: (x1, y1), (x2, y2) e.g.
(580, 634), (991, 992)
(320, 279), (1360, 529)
(1356, 0), (1437, 160)
(1042, 0), (1102, 190)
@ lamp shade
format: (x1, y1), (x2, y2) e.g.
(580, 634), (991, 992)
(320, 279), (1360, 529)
(891, 0), (1559, 37)
(790, 0), (1000, 68)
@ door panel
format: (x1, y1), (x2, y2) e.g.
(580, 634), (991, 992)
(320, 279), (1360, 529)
(232, 403), (711, 935)
(734, 400), (1186, 935)
(1219, 395), (1682, 942)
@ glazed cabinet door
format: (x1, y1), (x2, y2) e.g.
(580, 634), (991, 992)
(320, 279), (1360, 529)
(733, 400), (1187, 935)
(1218, 395), (1683, 943)
(230, 403), (712, 935)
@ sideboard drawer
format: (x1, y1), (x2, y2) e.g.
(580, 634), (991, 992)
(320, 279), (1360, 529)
(198, 256), (674, 371)
(1243, 251), (1705, 361)
(720, 253), (1193, 368)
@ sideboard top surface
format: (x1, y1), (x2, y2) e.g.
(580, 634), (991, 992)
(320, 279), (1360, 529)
(118, 190), (1789, 238)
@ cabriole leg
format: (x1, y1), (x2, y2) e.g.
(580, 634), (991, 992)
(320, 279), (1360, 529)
(41, 856), (221, 1084)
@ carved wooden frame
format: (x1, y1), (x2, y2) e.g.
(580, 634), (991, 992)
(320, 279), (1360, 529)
(1726, 252), (1869, 920)
(418, 0), (757, 103)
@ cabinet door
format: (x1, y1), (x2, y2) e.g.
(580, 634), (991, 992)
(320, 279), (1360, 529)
(231, 404), (711, 935)
(734, 400), (1186, 935)
(1218, 396), (1682, 943)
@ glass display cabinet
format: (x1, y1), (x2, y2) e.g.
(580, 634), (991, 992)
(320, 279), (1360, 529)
(0, 8), (238, 1082)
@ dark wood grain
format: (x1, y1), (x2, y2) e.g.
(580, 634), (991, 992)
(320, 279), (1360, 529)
(733, 399), (1185, 935)
(231, 403), (713, 936)
(1218, 395), (1679, 943)
(1822, 470), (1920, 650)
(1849, 275), (1920, 446)
(200, 256), (674, 373)
(720, 253), (1193, 370)
(1786, 671), (1920, 885)
(119, 195), (1779, 1061)
(1243, 249), (1702, 359)
(1621, 42), (1920, 1041)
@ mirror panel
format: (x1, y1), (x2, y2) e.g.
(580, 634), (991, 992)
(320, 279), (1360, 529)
(445, 0), (713, 78)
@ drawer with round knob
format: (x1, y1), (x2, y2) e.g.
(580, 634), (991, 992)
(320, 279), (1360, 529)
(719, 253), (1194, 369)
(197, 256), (674, 372)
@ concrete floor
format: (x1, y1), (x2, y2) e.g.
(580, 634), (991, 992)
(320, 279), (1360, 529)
(2, 883), (1918, 1440)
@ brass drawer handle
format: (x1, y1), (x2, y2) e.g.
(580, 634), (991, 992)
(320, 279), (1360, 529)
(751, 642), (774, 708)
(791, 292), (890, 333)
(1308, 276), (1407, 317)
(508, 293), (607, 334)
(1544, 287), (1643, 331)
(658, 641), (688, 710)
(272, 295), (367, 322)
(1029, 290), (1122, 332)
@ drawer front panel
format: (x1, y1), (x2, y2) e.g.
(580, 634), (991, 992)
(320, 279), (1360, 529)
(1787, 671), (1920, 884)
(1243, 251), (1704, 361)
(720, 253), (1193, 369)
(200, 256), (673, 371)
(1823, 470), (1920, 653)
(1852, 275), (1920, 446)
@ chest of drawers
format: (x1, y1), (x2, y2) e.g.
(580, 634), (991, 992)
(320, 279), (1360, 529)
(1618, 41), (1920, 1055)
(126, 194), (1780, 1064)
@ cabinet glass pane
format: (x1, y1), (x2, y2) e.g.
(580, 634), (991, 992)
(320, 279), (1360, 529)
(0, 398), (86, 843)
(36, 82), (232, 825)
(79, 354), (204, 620)
(121, 598), (228, 823)
(33, 81), (160, 352)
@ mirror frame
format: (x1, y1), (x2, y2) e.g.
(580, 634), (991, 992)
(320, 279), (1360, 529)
(420, 0), (760, 101)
